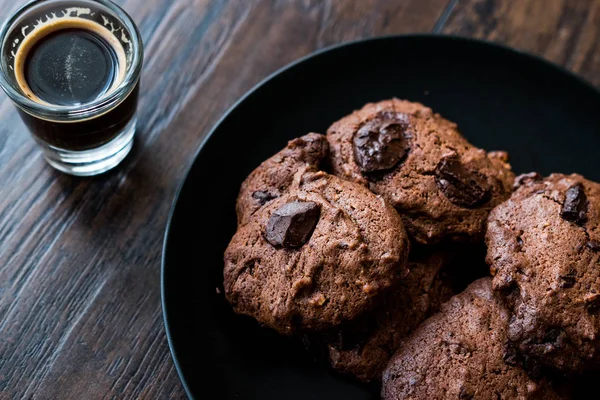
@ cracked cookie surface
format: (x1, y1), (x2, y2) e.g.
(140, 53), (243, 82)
(327, 99), (515, 244)
(382, 278), (563, 400)
(224, 167), (410, 335)
(486, 173), (600, 372)
(326, 246), (455, 382)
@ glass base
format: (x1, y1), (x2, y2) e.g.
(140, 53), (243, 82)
(41, 118), (136, 176)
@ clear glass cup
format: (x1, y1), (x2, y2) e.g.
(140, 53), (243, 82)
(0, 0), (143, 176)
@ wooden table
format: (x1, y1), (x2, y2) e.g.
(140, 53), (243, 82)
(0, 0), (598, 398)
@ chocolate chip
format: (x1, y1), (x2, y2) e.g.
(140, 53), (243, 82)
(353, 112), (410, 173)
(252, 190), (277, 205)
(561, 183), (587, 225)
(586, 240), (600, 251)
(434, 155), (491, 208)
(265, 201), (320, 248)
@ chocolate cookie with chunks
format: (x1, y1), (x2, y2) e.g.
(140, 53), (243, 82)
(382, 278), (564, 400)
(236, 132), (328, 226)
(487, 173), (600, 373)
(327, 99), (515, 244)
(224, 169), (410, 335)
(325, 246), (455, 383)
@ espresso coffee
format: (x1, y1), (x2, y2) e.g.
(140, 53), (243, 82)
(24, 28), (120, 106)
(13, 17), (137, 151)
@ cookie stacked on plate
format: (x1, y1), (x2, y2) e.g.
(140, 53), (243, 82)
(225, 133), (411, 335)
(223, 98), (599, 398)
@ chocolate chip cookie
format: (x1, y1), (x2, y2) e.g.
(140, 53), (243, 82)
(326, 246), (455, 382)
(236, 132), (328, 226)
(381, 278), (563, 400)
(327, 99), (515, 244)
(224, 168), (410, 335)
(487, 173), (600, 372)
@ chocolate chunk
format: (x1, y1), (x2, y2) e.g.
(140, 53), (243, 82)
(265, 201), (320, 248)
(434, 155), (491, 208)
(252, 190), (277, 205)
(587, 241), (600, 251)
(561, 183), (587, 225)
(353, 112), (410, 173)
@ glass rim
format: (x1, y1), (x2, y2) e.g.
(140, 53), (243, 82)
(0, 0), (143, 121)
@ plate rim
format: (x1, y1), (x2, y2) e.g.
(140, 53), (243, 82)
(160, 33), (600, 400)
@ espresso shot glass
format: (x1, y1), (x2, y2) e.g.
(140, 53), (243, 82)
(0, 0), (143, 176)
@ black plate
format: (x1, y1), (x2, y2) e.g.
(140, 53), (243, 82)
(162, 35), (600, 399)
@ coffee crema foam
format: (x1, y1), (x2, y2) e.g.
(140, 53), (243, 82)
(14, 10), (127, 106)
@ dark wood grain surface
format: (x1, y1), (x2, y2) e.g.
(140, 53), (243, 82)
(0, 0), (598, 398)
